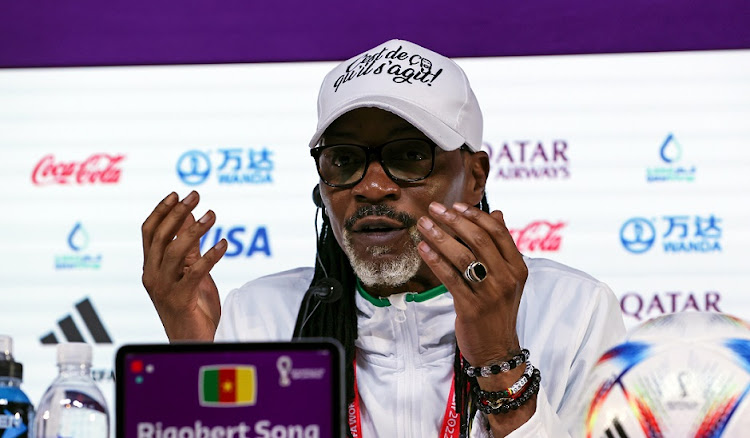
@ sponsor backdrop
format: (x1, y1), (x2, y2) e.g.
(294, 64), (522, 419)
(1, 49), (749, 417)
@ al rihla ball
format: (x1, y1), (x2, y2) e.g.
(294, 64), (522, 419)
(578, 312), (750, 438)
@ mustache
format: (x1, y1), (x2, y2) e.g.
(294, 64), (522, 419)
(344, 205), (417, 230)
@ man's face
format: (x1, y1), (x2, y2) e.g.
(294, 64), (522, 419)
(317, 107), (485, 293)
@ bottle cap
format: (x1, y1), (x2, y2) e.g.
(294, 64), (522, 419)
(57, 342), (93, 366)
(0, 335), (12, 360)
(0, 335), (22, 379)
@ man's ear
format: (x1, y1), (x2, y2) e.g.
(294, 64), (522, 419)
(465, 151), (490, 205)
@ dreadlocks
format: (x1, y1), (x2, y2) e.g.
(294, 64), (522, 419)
(293, 191), (491, 438)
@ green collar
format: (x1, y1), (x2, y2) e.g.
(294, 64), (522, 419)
(356, 281), (448, 308)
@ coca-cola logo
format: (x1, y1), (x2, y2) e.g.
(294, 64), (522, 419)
(509, 221), (565, 252)
(31, 153), (125, 185)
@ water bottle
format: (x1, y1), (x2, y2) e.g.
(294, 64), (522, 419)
(36, 342), (109, 438)
(0, 335), (34, 437)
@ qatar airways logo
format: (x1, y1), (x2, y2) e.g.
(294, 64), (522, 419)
(483, 140), (570, 180)
(620, 290), (722, 322)
(31, 153), (125, 185)
(509, 221), (565, 252)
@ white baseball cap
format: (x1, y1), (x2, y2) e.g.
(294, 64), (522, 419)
(309, 39), (483, 152)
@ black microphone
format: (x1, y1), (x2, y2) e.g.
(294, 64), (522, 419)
(294, 185), (342, 338)
(294, 277), (343, 339)
(308, 277), (343, 303)
(312, 185), (323, 208)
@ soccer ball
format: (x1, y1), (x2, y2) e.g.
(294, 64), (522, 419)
(578, 312), (750, 438)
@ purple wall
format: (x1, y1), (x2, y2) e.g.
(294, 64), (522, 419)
(1, 0), (749, 68)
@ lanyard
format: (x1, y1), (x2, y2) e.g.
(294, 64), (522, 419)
(348, 362), (460, 438)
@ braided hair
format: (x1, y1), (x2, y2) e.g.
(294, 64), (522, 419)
(292, 190), (491, 438)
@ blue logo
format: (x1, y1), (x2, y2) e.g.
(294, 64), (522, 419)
(646, 133), (696, 182)
(56, 223), (102, 269)
(620, 215), (722, 254)
(620, 218), (656, 254)
(200, 225), (271, 258)
(67, 222), (89, 251)
(176, 148), (274, 186)
(659, 133), (682, 163)
(177, 150), (211, 186)
(0, 408), (27, 436)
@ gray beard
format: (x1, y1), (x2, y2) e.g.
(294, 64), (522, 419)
(342, 227), (423, 288)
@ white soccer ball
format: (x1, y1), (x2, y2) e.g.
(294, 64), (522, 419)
(577, 312), (750, 438)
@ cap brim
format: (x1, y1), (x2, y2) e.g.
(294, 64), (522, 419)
(308, 96), (467, 151)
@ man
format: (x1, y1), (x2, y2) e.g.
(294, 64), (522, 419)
(142, 40), (625, 437)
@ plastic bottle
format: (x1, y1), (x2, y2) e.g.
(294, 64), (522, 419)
(36, 342), (109, 438)
(0, 335), (34, 437)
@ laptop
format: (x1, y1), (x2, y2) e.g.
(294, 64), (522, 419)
(116, 340), (345, 438)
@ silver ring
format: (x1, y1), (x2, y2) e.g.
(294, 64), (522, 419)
(463, 261), (488, 283)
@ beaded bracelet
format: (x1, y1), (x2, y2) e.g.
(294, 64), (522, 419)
(477, 379), (528, 410)
(463, 349), (530, 377)
(475, 367), (541, 415)
(473, 361), (534, 401)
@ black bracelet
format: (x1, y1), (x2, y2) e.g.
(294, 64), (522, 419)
(473, 361), (535, 400)
(475, 367), (541, 415)
(464, 349), (530, 377)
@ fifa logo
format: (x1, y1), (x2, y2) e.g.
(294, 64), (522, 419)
(277, 356), (292, 387)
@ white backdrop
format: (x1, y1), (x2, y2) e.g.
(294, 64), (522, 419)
(1, 49), (749, 413)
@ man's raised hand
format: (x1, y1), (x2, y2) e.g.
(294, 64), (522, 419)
(416, 202), (534, 436)
(141, 191), (227, 341)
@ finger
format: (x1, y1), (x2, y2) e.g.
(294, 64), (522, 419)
(417, 213), (515, 305)
(177, 211), (196, 235)
(489, 210), (526, 270)
(453, 203), (525, 269)
(422, 202), (512, 278)
(162, 210), (216, 279)
(417, 240), (478, 313)
(179, 238), (228, 297)
(142, 192), (178, 261)
(144, 191), (200, 275)
(417, 213), (504, 284)
(177, 213), (203, 266)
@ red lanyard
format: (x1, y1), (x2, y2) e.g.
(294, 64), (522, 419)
(348, 362), (460, 438)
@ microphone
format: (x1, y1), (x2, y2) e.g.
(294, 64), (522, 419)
(294, 277), (343, 339)
(312, 185), (323, 208)
(308, 277), (343, 303)
(294, 185), (342, 338)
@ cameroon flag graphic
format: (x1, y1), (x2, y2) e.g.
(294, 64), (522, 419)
(199, 365), (257, 406)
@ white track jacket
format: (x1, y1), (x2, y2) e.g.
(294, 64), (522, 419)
(215, 257), (625, 437)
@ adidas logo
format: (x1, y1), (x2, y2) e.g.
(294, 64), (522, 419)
(604, 418), (630, 438)
(40, 297), (113, 344)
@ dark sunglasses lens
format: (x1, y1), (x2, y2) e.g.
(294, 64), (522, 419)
(381, 139), (434, 181)
(317, 145), (367, 186)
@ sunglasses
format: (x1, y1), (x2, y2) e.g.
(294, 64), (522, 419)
(310, 138), (438, 188)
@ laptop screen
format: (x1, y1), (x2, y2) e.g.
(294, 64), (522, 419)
(116, 341), (344, 438)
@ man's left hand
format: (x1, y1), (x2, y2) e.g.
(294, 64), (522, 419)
(416, 201), (528, 367)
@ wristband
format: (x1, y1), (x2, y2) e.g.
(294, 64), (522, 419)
(463, 349), (530, 378)
(475, 367), (541, 415)
(473, 361), (534, 401)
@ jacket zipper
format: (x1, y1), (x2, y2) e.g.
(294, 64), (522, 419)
(391, 293), (420, 437)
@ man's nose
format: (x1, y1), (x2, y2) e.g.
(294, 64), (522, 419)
(351, 160), (400, 202)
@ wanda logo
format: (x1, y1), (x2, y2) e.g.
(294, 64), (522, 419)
(509, 221), (565, 252)
(31, 154), (125, 185)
